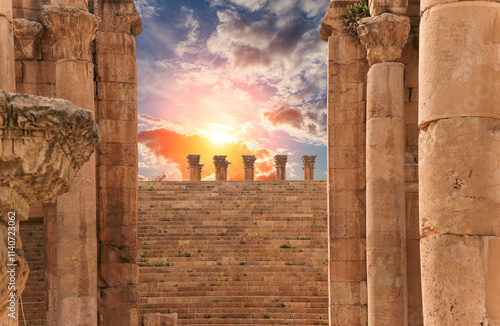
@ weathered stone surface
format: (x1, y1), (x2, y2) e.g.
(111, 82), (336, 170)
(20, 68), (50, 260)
(100, 1), (142, 36)
(43, 5), (101, 61)
(419, 2), (500, 127)
(366, 62), (407, 325)
(0, 90), (100, 203)
(0, 15), (15, 93)
(369, 0), (408, 17)
(13, 18), (43, 60)
(358, 13), (410, 65)
(420, 235), (500, 325)
(419, 117), (500, 237)
(143, 313), (178, 326)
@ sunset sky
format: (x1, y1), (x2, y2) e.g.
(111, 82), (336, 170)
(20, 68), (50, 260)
(133, 0), (329, 181)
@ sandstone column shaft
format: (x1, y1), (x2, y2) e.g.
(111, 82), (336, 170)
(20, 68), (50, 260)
(419, 1), (500, 324)
(0, 0), (15, 92)
(242, 155), (256, 181)
(366, 63), (407, 325)
(274, 155), (288, 181)
(44, 5), (100, 326)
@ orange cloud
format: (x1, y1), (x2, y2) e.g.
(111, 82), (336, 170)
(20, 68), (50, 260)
(138, 128), (276, 181)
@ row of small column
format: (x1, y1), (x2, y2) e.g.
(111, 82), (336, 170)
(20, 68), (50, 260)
(187, 155), (317, 181)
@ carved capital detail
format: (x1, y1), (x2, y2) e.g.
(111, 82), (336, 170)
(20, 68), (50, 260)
(274, 155), (288, 167)
(0, 90), (100, 205)
(302, 155), (317, 167)
(13, 19), (44, 61)
(242, 155), (256, 169)
(213, 155), (229, 169)
(187, 154), (201, 167)
(43, 5), (101, 61)
(357, 13), (410, 65)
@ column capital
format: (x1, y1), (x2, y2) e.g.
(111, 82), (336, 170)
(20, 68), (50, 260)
(213, 155), (228, 169)
(357, 13), (410, 65)
(13, 19), (44, 61)
(43, 5), (101, 61)
(0, 90), (100, 206)
(302, 155), (317, 167)
(187, 154), (201, 166)
(274, 155), (288, 167)
(242, 155), (256, 168)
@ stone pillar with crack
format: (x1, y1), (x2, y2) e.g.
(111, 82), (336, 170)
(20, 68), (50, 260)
(419, 0), (500, 324)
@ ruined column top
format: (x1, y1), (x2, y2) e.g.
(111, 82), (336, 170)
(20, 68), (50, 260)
(13, 19), (44, 61)
(274, 155), (288, 167)
(214, 155), (229, 168)
(43, 5), (101, 61)
(302, 155), (317, 166)
(0, 90), (100, 204)
(242, 155), (256, 166)
(357, 13), (410, 65)
(187, 154), (201, 165)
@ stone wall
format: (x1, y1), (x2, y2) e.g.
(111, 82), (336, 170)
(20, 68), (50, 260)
(11, 0), (141, 324)
(137, 181), (329, 326)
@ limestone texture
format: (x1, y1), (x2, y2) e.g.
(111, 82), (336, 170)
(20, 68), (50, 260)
(358, 13), (410, 65)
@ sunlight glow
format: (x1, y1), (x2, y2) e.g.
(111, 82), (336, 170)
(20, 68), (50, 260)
(209, 131), (227, 144)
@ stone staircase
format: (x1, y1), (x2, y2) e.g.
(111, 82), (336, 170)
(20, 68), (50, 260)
(138, 181), (328, 326)
(19, 224), (45, 326)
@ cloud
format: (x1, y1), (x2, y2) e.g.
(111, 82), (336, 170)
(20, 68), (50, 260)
(175, 7), (201, 56)
(133, 0), (159, 19)
(138, 128), (276, 181)
(261, 97), (327, 145)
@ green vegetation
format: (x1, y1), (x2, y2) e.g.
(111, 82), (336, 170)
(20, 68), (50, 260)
(340, 0), (370, 39)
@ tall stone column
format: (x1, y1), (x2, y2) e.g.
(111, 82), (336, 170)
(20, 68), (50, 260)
(302, 155), (317, 181)
(213, 156), (229, 181)
(274, 155), (288, 181)
(321, 3), (369, 323)
(419, 0), (500, 324)
(43, 6), (101, 326)
(187, 155), (203, 181)
(0, 0), (15, 92)
(358, 13), (410, 326)
(242, 155), (256, 181)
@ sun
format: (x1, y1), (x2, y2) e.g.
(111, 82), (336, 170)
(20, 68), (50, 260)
(209, 131), (227, 144)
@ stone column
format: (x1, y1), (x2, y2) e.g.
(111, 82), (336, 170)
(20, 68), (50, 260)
(321, 3), (369, 323)
(0, 0), (15, 92)
(358, 13), (410, 326)
(242, 155), (256, 181)
(213, 156), (229, 181)
(187, 155), (203, 181)
(419, 0), (500, 324)
(274, 155), (288, 181)
(302, 156), (317, 181)
(43, 6), (101, 326)
(0, 91), (99, 326)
